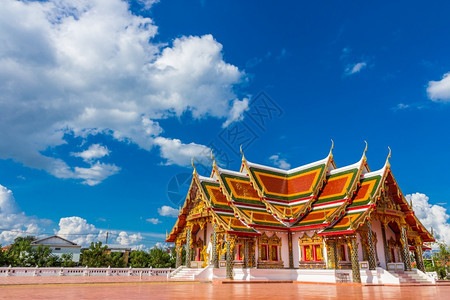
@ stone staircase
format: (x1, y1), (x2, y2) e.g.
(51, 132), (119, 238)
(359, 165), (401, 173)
(390, 270), (434, 284)
(169, 267), (205, 280)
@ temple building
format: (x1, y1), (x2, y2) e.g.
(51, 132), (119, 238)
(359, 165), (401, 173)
(166, 143), (434, 283)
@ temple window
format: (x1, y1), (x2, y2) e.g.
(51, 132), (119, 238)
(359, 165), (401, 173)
(299, 233), (324, 262)
(261, 245), (268, 261)
(303, 245), (312, 261)
(314, 244), (323, 261)
(258, 233), (281, 262)
(270, 245), (278, 261)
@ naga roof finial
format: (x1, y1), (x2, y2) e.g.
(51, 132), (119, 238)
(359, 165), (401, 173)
(211, 150), (217, 168)
(385, 146), (392, 168)
(240, 144), (246, 163)
(191, 157), (197, 175)
(359, 140), (368, 162)
(329, 139), (334, 157)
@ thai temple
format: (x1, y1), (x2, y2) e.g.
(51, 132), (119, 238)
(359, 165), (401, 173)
(166, 143), (435, 284)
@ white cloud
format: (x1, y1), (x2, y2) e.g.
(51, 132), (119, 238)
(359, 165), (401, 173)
(0, 0), (245, 184)
(72, 144), (111, 162)
(146, 218), (161, 224)
(0, 184), (45, 245)
(154, 137), (211, 166)
(158, 205), (179, 218)
(56, 216), (106, 246)
(137, 0), (159, 10)
(116, 231), (143, 246)
(56, 216), (146, 247)
(153, 242), (170, 249)
(222, 98), (249, 128)
(73, 162), (121, 186)
(406, 193), (450, 246)
(427, 72), (450, 102)
(392, 103), (410, 111)
(269, 154), (291, 170)
(345, 62), (367, 75)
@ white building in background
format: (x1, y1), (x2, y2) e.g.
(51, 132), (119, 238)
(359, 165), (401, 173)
(31, 235), (81, 262)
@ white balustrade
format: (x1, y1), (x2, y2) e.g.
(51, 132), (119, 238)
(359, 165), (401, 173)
(0, 266), (172, 277)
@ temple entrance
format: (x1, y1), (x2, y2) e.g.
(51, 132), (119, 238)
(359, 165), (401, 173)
(235, 238), (256, 268)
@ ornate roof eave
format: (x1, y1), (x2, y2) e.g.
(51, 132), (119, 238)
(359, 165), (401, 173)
(166, 169), (198, 242)
(381, 168), (434, 242)
(346, 141), (369, 199)
(292, 146), (335, 222)
(191, 170), (233, 232)
(325, 142), (368, 224)
(240, 141), (336, 225)
(239, 147), (289, 223)
(348, 150), (392, 230)
(211, 156), (255, 227)
(347, 147), (433, 239)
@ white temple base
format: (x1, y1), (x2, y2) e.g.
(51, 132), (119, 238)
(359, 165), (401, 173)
(174, 266), (435, 285)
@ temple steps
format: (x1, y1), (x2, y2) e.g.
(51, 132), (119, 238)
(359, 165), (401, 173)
(169, 267), (204, 280)
(390, 270), (433, 284)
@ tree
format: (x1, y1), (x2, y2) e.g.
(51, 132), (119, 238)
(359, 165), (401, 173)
(6, 236), (35, 266)
(60, 253), (76, 267)
(107, 252), (125, 267)
(129, 250), (150, 268)
(0, 245), (7, 267)
(80, 242), (109, 267)
(434, 242), (450, 279)
(27, 245), (59, 267)
(148, 246), (173, 268)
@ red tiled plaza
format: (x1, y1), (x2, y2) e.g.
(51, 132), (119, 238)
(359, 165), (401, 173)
(1, 279), (449, 300)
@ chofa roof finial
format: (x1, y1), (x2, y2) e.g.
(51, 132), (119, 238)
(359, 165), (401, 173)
(210, 150), (217, 168)
(329, 139), (334, 157)
(385, 146), (391, 168)
(240, 144), (246, 162)
(191, 157), (197, 175)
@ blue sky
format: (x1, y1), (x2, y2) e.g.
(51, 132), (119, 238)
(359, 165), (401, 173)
(1, 0), (450, 249)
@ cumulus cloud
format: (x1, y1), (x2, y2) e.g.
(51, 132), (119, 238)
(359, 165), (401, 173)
(146, 218), (161, 224)
(56, 216), (145, 247)
(0, 184), (45, 245)
(154, 137), (211, 166)
(158, 206), (179, 217)
(269, 154), (291, 170)
(427, 72), (450, 102)
(345, 62), (367, 75)
(56, 216), (106, 246)
(116, 231), (143, 246)
(0, 0), (245, 184)
(72, 144), (111, 162)
(222, 98), (249, 128)
(406, 193), (450, 246)
(68, 144), (120, 185)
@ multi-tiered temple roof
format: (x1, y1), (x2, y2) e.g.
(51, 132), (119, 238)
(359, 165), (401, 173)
(166, 143), (434, 243)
